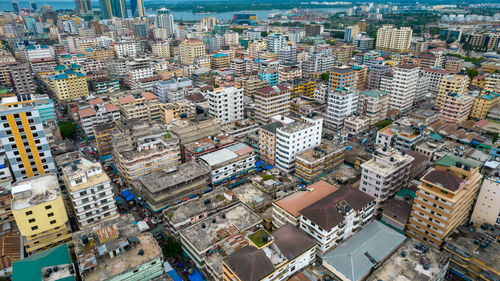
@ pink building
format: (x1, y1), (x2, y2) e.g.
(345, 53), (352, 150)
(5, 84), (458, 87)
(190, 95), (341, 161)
(439, 93), (473, 123)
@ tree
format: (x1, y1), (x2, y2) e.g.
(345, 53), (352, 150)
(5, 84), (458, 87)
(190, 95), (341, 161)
(493, 132), (498, 144)
(261, 31), (268, 38)
(466, 68), (479, 80)
(162, 236), (182, 259)
(320, 73), (330, 81)
(59, 121), (77, 139)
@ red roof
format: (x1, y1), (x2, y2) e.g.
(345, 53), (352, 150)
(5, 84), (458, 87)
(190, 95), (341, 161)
(89, 98), (104, 105)
(78, 107), (96, 118)
(142, 92), (157, 100)
(117, 95), (135, 104)
(104, 103), (119, 112)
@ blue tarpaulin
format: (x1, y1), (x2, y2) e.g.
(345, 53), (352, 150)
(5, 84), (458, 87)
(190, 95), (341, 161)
(264, 165), (273, 170)
(255, 161), (264, 167)
(115, 196), (122, 201)
(125, 194), (135, 201)
(188, 270), (204, 281)
(121, 189), (131, 197)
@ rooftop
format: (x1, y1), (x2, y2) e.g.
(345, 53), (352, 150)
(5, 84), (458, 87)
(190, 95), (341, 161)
(322, 220), (406, 281)
(179, 203), (262, 253)
(275, 180), (338, 217)
(62, 157), (110, 192)
(199, 142), (253, 167)
(72, 214), (162, 281)
(296, 142), (345, 163)
(368, 239), (450, 281)
(136, 162), (210, 193)
(11, 174), (61, 210)
(360, 89), (388, 98)
(260, 121), (283, 134)
(422, 170), (464, 192)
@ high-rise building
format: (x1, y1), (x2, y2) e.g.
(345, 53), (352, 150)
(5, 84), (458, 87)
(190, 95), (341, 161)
(375, 25), (413, 52)
(208, 87), (244, 125)
(200, 17), (216, 31)
(439, 93), (473, 123)
(0, 96), (56, 181)
(254, 85), (291, 123)
(407, 155), (482, 249)
(275, 115), (323, 173)
(326, 87), (358, 129)
(156, 8), (175, 36)
(179, 39), (205, 65)
(358, 89), (389, 125)
(11, 173), (72, 255)
(470, 171), (500, 226)
(49, 64), (89, 100)
(380, 64), (420, 111)
(10, 64), (36, 96)
(344, 25), (360, 43)
(470, 91), (500, 120)
(328, 66), (358, 92)
(130, 0), (145, 18)
(435, 74), (469, 109)
(11, 0), (19, 13)
(99, 0), (125, 19)
(367, 64), (392, 90)
(74, 0), (92, 15)
(359, 147), (413, 213)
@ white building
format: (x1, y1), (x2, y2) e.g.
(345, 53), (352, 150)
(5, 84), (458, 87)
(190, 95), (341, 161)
(470, 174), (500, 226)
(298, 186), (375, 253)
(62, 156), (118, 227)
(359, 147), (414, 212)
(208, 87), (244, 125)
(381, 64), (420, 111)
(414, 75), (430, 103)
(25, 45), (55, 61)
(199, 142), (255, 185)
(154, 78), (193, 103)
(78, 98), (121, 137)
(114, 41), (137, 58)
(326, 87), (359, 129)
(224, 32), (239, 46)
(156, 8), (175, 36)
(275, 114), (323, 173)
(267, 34), (287, 53)
(313, 82), (328, 103)
(421, 68), (450, 93)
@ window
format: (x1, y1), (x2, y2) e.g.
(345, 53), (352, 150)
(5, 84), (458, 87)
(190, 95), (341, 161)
(26, 210), (33, 216)
(28, 218), (36, 223)
(47, 212), (54, 217)
(50, 220), (56, 224)
(31, 226), (38, 231)
(45, 205), (52, 210)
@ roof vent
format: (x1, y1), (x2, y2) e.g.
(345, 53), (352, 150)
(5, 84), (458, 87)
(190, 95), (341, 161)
(456, 162), (462, 168)
(212, 218), (216, 223)
(201, 223), (206, 228)
(464, 164), (470, 171)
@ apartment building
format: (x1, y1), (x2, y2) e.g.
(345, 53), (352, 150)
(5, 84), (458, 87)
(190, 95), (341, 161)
(242, 75), (267, 97)
(328, 67), (358, 91)
(444, 56), (464, 73)
(223, 225), (317, 281)
(154, 78), (193, 103)
(344, 115), (370, 135)
(210, 53), (230, 70)
(484, 73), (500, 94)
(298, 186), (375, 253)
(111, 91), (162, 122)
(357, 89), (389, 125)
(375, 118), (424, 150)
(62, 156), (118, 228)
(367, 64), (392, 90)
(152, 41), (170, 58)
(11, 173), (72, 255)
(422, 68), (451, 94)
(114, 41), (136, 58)
(295, 141), (345, 183)
(9, 63), (36, 95)
(93, 124), (114, 158)
(25, 45), (55, 61)
(0, 96), (56, 181)
(78, 98), (120, 137)
(359, 147), (414, 212)
(375, 25), (412, 52)
(470, 172), (500, 226)
(254, 85), (291, 123)
(273, 180), (338, 228)
(278, 64), (302, 83)
(326, 87), (358, 129)
(302, 53), (334, 78)
(381, 64), (420, 111)
(275, 114), (323, 173)
(91, 77), (120, 94)
(435, 74), (469, 109)
(407, 155), (482, 249)
(439, 93), (473, 123)
(112, 120), (181, 183)
(258, 121), (283, 165)
(180, 39), (205, 65)
(169, 116), (221, 145)
(208, 87), (244, 125)
(50, 64), (89, 100)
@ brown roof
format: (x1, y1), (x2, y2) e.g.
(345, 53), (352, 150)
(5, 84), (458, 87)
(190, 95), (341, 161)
(104, 103), (119, 112)
(142, 92), (157, 100)
(381, 198), (412, 221)
(272, 224), (316, 260)
(299, 186), (375, 231)
(0, 232), (20, 270)
(224, 246), (275, 281)
(78, 107), (96, 118)
(423, 170), (464, 192)
(256, 85), (289, 95)
(117, 95), (135, 104)
(274, 180), (338, 217)
(89, 98), (104, 105)
(185, 92), (206, 103)
(428, 120), (446, 131)
(406, 150), (428, 166)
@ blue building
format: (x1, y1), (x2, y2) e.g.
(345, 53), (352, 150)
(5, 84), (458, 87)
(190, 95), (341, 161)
(34, 95), (56, 124)
(258, 69), (279, 86)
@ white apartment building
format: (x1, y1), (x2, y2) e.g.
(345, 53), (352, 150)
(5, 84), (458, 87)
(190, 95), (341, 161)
(470, 174), (500, 227)
(152, 41), (171, 58)
(114, 41), (137, 58)
(326, 87), (359, 129)
(357, 89), (389, 125)
(275, 114), (323, 173)
(267, 34), (287, 53)
(254, 85), (291, 123)
(375, 25), (413, 52)
(302, 53), (334, 78)
(313, 82), (328, 103)
(25, 45), (55, 61)
(224, 32), (239, 46)
(381, 64), (420, 111)
(127, 58), (154, 83)
(208, 87), (244, 125)
(62, 157), (118, 228)
(298, 186), (375, 253)
(78, 99), (121, 137)
(154, 78), (193, 103)
(422, 68), (451, 93)
(414, 75), (430, 103)
(359, 147), (414, 212)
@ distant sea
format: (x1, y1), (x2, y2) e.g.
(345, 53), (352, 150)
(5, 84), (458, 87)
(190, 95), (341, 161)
(0, 1), (346, 21)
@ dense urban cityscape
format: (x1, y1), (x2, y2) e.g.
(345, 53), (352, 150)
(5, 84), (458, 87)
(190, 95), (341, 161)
(0, 0), (498, 281)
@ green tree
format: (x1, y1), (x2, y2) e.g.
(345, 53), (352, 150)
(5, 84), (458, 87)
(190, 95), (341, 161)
(493, 132), (499, 144)
(162, 236), (182, 258)
(59, 121), (77, 139)
(320, 73), (330, 81)
(466, 69), (479, 80)
(261, 31), (268, 38)
(35, 86), (44, 95)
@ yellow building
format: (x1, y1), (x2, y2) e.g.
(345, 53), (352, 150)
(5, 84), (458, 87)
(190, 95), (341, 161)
(247, 40), (267, 59)
(159, 101), (194, 124)
(94, 124), (114, 157)
(152, 41), (170, 58)
(111, 91), (163, 122)
(11, 173), (72, 255)
(485, 74), (500, 93)
(435, 74), (469, 109)
(470, 92), (500, 119)
(291, 80), (316, 98)
(179, 39), (205, 65)
(159, 68), (184, 80)
(50, 64), (89, 100)
(375, 25), (412, 52)
(210, 53), (230, 70)
(86, 48), (116, 61)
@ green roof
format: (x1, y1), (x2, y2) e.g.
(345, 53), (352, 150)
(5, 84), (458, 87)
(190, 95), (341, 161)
(248, 229), (271, 248)
(435, 154), (478, 168)
(54, 65), (66, 71)
(396, 188), (416, 199)
(360, 89), (388, 98)
(13, 243), (73, 281)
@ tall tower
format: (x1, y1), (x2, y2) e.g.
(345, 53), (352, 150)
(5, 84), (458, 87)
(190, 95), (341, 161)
(99, 0), (125, 19)
(131, 0), (145, 18)
(12, 0), (20, 14)
(156, 8), (174, 35)
(74, 0), (92, 15)
(29, 0), (37, 11)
